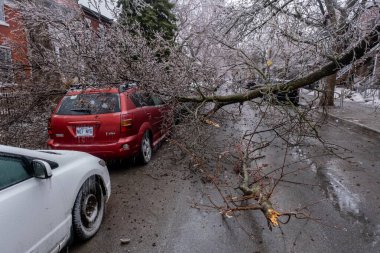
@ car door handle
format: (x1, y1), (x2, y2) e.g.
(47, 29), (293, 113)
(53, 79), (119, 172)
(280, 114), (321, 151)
(146, 112), (151, 119)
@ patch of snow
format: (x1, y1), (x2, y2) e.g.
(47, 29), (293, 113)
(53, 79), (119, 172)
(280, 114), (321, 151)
(334, 87), (344, 94)
(300, 88), (314, 96)
(310, 163), (317, 173)
(372, 224), (380, 248)
(302, 157), (317, 173)
(332, 87), (380, 106)
(351, 93), (365, 103)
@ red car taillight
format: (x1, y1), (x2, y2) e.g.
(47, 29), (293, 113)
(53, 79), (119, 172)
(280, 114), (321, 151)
(121, 113), (133, 137)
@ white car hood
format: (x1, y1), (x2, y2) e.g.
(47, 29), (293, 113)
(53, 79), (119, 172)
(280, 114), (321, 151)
(0, 145), (99, 165)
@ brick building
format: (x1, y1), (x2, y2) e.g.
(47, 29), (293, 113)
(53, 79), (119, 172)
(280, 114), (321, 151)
(0, 0), (30, 84)
(336, 3), (380, 88)
(0, 0), (112, 86)
(81, 5), (113, 32)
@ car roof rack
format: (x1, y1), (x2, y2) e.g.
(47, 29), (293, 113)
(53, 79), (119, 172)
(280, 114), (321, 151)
(118, 82), (138, 93)
(68, 84), (83, 91)
(67, 81), (138, 92)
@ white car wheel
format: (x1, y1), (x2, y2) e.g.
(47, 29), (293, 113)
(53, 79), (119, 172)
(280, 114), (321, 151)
(72, 177), (104, 241)
(139, 131), (152, 164)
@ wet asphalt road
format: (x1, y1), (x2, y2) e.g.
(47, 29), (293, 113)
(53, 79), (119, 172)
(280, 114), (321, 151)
(69, 104), (380, 253)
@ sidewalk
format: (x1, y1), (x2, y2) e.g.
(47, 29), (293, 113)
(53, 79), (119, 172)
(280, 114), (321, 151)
(302, 93), (380, 136)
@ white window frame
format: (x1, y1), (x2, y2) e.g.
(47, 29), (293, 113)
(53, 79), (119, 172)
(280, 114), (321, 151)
(0, 0), (9, 27)
(0, 46), (13, 83)
(0, 0), (5, 21)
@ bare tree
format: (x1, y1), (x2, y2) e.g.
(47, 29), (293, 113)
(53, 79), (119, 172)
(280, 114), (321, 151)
(209, 0), (378, 106)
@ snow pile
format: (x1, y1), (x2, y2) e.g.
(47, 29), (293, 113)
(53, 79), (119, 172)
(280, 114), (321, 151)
(334, 87), (380, 106)
(350, 92), (366, 103)
(300, 88), (315, 96)
(288, 87), (380, 106)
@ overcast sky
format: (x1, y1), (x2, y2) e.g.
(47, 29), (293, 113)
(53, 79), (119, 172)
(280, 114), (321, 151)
(78, 0), (118, 19)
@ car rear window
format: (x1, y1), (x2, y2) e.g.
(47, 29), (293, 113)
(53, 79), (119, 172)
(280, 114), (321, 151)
(56, 93), (121, 115)
(129, 93), (155, 107)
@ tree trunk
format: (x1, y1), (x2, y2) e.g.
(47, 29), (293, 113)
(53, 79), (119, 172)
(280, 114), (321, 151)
(319, 73), (336, 106)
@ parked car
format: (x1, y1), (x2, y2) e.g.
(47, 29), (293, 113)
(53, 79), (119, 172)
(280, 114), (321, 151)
(244, 80), (257, 89)
(47, 84), (172, 163)
(0, 145), (111, 253)
(304, 82), (319, 90)
(245, 79), (299, 106)
(274, 88), (300, 106)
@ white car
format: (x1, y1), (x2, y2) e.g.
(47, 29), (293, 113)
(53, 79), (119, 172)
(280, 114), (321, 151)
(0, 145), (111, 253)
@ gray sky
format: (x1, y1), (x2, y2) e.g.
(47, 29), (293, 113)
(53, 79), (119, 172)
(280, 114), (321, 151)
(78, 0), (118, 19)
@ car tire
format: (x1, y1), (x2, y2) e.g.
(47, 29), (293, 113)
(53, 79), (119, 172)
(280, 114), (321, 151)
(139, 131), (152, 164)
(72, 177), (105, 241)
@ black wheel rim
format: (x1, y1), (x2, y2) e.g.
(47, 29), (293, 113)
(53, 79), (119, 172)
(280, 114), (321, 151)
(142, 134), (152, 162)
(81, 193), (99, 228)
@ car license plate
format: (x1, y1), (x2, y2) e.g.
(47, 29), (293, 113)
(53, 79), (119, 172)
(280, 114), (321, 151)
(76, 126), (93, 137)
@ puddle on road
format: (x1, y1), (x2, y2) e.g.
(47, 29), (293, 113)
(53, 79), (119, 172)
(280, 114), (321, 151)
(289, 140), (380, 251)
(316, 159), (380, 248)
(317, 159), (361, 216)
(372, 224), (380, 248)
(319, 160), (380, 237)
(291, 146), (318, 173)
(291, 147), (362, 216)
(325, 170), (360, 214)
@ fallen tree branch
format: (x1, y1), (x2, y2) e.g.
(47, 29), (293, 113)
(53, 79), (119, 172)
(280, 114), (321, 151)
(178, 24), (380, 105)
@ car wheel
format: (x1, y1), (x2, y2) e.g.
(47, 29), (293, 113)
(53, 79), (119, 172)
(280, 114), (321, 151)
(72, 177), (105, 241)
(139, 131), (152, 164)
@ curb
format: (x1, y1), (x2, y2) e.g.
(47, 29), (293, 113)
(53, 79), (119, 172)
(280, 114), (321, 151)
(301, 95), (380, 138)
(323, 112), (380, 138)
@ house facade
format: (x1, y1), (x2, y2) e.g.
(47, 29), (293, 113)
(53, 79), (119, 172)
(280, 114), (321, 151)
(0, 0), (30, 85)
(0, 0), (112, 87)
(81, 5), (113, 32)
(336, 3), (380, 89)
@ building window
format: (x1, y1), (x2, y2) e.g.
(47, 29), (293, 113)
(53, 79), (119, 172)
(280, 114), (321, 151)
(99, 24), (105, 34)
(85, 17), (92, 28)
(0, 0), (4, 22)
(0, 46), (13, 83)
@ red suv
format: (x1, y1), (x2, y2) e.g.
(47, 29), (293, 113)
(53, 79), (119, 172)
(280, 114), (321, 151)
(47, 84), (172, 163)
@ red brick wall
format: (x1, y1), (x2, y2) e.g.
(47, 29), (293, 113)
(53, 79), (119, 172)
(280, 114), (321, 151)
(53, 0), (80, 10)
(0, 4), (30, 81)
(0, 0), (80, 83)
(0, 0), (108, 83)
(85, 15), (101, 31)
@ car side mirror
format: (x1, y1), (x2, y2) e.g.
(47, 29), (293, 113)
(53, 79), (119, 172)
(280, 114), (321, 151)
(32, 160), (53, 179)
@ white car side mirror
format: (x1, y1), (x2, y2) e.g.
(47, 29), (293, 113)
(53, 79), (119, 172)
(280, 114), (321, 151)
(32, 160), (53, 179)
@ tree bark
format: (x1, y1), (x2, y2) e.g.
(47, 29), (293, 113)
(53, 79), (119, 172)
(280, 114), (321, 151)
(321, 0), (338, 106)
(319, 73), (336, 106)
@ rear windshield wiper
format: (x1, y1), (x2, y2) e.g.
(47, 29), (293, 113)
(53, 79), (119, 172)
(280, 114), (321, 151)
(70, 108), (92, 114)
